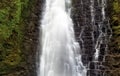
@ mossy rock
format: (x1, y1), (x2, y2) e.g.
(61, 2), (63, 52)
(0, 0), (29, 75)
(0, 0), (38, 75)
(3, 53), (21, 66)
(107, 0), (120, 76)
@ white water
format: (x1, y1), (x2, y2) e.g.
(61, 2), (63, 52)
(37, 0), (86, 76)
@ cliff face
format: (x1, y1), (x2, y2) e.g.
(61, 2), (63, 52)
(72, 0), (120, 76)
(0, 0), (42, 76)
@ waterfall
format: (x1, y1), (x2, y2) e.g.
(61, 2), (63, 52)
(37, 0), (112, 76)
(37, 0), (86, 76)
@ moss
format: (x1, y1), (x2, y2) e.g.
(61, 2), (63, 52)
(0, 0), (38, 75)
(110, 0), (120, 50)
(0, 0), (30, 75)
(113, 0), (120, 14)
(107, 0), (120, 76)
(3, 52), (21, 66)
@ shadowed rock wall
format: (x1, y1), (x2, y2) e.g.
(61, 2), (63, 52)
(71, 0), (112, 76)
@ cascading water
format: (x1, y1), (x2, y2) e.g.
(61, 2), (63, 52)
(37, 0), (87, 76)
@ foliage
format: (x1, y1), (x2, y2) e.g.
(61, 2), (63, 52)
(0, 0), (29, 75)
(107, 0), (120, 75)
(111, 0), (120, 50)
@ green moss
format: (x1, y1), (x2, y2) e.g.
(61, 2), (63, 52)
(0, 0), (30, 75)
(108, 0), (120, 75)
(113, 0), (120, 14)
(3, 52), (21, 66)
(111, 0), (120, 50)
(0, 0), (38, 75)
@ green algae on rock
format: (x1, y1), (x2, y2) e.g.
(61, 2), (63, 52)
(106, 0), (120, 76)
(0, 0), (37, 75)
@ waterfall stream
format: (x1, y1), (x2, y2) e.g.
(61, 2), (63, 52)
(37, 0), (112, 76)
(37, 0), (86, 76)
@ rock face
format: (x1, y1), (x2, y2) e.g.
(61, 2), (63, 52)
(71, 0), (112, 76)
(22, 0), (44, 76)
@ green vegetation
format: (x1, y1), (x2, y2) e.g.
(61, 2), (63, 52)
(106, 0), (120, 75)
(0, 0), (30, 75)
(110, 0), (120, 51)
